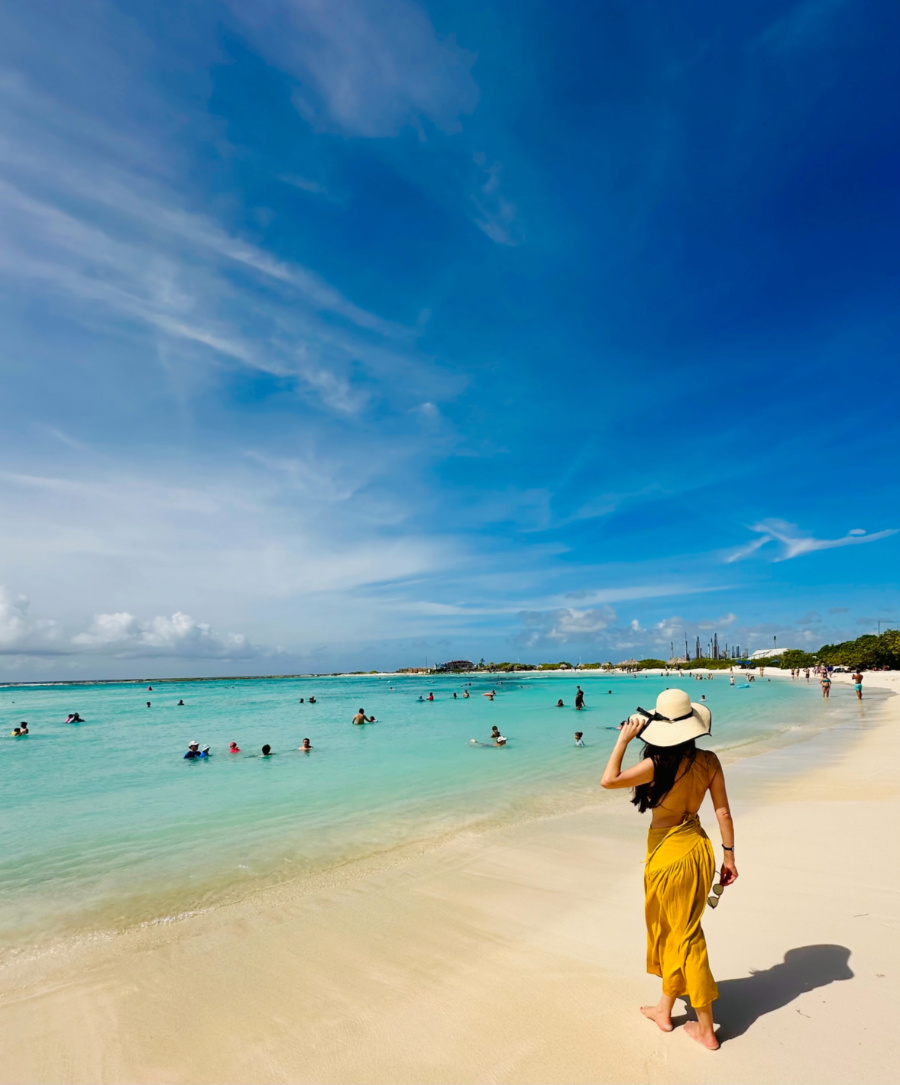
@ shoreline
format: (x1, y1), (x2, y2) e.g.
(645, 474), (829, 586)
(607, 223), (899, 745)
(1, 675), (898, 1082)
(0, 673), (879, 956)
(0, 662), (859, 689)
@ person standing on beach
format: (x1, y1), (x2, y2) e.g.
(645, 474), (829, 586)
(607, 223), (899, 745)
(821, 672), (832, 699)
(853, 671), (863, 700)
(600, 690), (737, 1050)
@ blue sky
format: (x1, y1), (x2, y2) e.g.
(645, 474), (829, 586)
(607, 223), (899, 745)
(1, 0), (898, 677)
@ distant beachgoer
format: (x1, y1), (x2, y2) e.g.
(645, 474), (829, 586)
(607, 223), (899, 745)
(608, 690), (612, 695)
(729, 676), (734, 686)
(309, 697), (317, 704)
(184, 740), (201, 760)
(575, 686), (585, 710)
(701, 694), (706, 701)
(805, 669), (810, 681)
(11, 727), (22, 737)
(820, 673), (832, 699)
(300, 698), (305, 703)
(353, 709), (375, 725)
(146, 702), (151, 708)
(482, 691), (495, 700)
(299, 738), (313, 751)
(494, 735), (507, 746)
(490, 725), (501, 739)
(574, 731), (585, 747)
(600, 690), (737, 1050)
(261, 744), (273, 757)
(556, 699), (565, 707)
(463, 689), (470, 698)
(853, 672), (863, 701)
(417, 695), (425, 702)
(428, 692), (434, 701)
(148, 686), (152, 691)
(177, 700), (185, 706)
(229, 742), (241, 753)
(453, 692), (458, 699)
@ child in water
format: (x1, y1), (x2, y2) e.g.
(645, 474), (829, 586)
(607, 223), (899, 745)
(229, 742), (241, 753)
(574, 732), (585, 747)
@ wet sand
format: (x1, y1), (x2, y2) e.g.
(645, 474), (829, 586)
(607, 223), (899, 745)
(1, 672), (898, 1084)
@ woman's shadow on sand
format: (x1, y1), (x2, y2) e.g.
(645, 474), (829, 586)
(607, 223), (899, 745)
(678, 945), (854, 1043)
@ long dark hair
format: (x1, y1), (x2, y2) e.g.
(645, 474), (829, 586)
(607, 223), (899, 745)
(631, 739), (697, 813)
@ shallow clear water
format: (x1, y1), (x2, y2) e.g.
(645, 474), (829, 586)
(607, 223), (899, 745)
(0, 672), (845, 946)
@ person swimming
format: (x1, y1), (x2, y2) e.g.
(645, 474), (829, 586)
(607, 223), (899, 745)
(556, 699), (565, 707)
(428, 692), (434, 701)
(417, 695), (425, 702)
(146, 701), (151, 708)
(309, 697), (317, 704)
(470, 736), (507, 747)
(261, 744), (273, 756)
(177, 699), (185, 706)
(229, 741), (241, 753)
(453, 691), (458, 699)
(298, 738), (313, 751)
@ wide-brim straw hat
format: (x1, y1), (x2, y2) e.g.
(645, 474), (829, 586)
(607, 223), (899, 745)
(638, 689), (711, 747)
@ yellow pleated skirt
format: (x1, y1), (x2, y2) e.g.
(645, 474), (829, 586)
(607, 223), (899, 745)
(645, 813), (719, 1008)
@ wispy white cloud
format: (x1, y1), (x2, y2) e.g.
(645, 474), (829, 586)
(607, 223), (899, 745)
(230, 0), (478, 139)
(470, 153), (521, 246)
(755, 0), (849, 56)
(726, 520), (897, 563)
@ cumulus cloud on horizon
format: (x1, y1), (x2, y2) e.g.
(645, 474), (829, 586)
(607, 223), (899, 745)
(0, 586), (269, 660)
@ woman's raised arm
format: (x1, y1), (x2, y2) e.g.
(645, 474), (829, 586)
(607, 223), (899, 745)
(600, 717), (654, 790)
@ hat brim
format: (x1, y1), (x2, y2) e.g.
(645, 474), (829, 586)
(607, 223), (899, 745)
(640, 703), (711, 747)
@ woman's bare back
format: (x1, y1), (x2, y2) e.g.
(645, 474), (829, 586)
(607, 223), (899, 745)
(650, 749), (721, 828)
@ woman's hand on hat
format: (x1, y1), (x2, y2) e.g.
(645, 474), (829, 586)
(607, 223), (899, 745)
(619, 717), (645, 743)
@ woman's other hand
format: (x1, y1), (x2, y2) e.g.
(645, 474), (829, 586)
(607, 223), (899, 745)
(720, 854), (739, 887)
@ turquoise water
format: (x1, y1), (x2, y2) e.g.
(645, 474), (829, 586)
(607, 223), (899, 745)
(0, 672), (846, 947)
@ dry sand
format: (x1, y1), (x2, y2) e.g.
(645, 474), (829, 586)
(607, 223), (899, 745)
(1, 672), (898, 1084)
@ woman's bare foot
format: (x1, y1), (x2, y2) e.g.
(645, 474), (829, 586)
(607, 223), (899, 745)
(640, 1005), (674, 1032)
(684, 1020), (719, 1050)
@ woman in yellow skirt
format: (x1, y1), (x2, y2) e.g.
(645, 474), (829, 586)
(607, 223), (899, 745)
(601, 688), (738, 1049)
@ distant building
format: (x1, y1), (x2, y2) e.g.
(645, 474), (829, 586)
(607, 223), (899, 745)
(436, 660), (475, 672)
(749, 647), (791, 660)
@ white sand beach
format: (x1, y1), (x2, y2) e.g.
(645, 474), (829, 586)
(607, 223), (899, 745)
(1, 672), (897, 1084)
